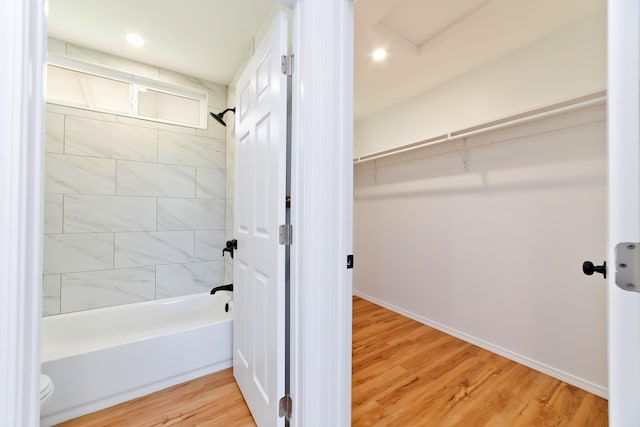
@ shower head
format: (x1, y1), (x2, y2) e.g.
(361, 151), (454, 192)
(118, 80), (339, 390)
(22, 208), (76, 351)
(210, 107), (236, 127)
(210, 112), (227, 127)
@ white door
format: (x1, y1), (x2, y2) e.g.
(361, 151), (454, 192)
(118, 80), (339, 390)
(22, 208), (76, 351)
(233, 11), (288, 427)
(608, 0), (640, 425)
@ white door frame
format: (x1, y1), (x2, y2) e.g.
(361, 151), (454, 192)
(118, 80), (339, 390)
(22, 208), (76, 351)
(607, 0), (640, 425)
(2, 0), (353, 425)
(0, 0), (46, 426)
(287, 0), (353, 425)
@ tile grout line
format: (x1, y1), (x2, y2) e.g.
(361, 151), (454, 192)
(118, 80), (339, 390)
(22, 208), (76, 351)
(44, 258), (222, 278)
(62, 109), (67, 155)
(47, 104), (213, 135)
(57, 274), (61, 315)
(45, 149), (226, 169)
(112, 158), (118, 282)
(44, 192), (225, 201)
(154, 265), (157, 300)
(60, 183), (65, 311)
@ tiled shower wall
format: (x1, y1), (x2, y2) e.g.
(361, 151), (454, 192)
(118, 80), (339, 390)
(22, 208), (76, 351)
(224, 86), (236, 285)
(43, 39), (231, 316)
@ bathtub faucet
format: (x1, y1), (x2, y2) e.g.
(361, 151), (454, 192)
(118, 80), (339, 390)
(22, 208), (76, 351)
(210, 284), (233, 295)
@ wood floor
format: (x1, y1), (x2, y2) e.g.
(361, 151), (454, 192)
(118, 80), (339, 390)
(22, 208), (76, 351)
(351, 297), (607, 426)
(58, 297), (608, 426)
(57, 369), (256, 427)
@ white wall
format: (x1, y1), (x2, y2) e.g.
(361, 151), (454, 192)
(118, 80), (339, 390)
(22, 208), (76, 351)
(354, 10), (606, 158)
(354, 105), (607, 396)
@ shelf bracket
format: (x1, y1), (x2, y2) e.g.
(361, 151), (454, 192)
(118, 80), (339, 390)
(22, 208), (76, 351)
(455, 138), (469, 172)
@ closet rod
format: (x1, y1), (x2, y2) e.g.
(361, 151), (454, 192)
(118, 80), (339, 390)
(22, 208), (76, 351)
(353, 92), (606, 165)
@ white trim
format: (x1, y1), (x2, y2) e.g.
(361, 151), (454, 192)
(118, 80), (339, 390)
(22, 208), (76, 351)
(607, 0), (640, 424)
(0, 0), (46, 425)
(354, 291), (608, 399)
(0, 1), (356, 426)
(289, 0), (353, 425)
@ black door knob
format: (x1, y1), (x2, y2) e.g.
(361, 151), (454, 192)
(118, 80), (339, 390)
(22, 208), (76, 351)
(583, 261), (606, 279)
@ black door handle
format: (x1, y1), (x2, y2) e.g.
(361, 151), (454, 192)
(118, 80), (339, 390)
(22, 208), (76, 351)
(222, 239), (237, 259)
(583, 261), (606, 279)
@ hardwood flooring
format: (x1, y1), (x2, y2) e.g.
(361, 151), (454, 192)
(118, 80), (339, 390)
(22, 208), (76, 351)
(351, 297), (607, 426)
(56, 369), (256, 427)
(58, 297), (608, 426)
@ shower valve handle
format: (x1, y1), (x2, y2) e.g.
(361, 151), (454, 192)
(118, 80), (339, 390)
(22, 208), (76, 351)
(222, 239), (237, 259)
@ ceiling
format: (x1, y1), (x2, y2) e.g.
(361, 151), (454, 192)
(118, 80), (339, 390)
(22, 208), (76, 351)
(48, 0), (605, 121)
(47, 0), (276, 85)
(354, 0), (604, 120)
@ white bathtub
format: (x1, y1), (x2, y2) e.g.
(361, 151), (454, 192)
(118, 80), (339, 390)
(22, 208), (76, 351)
(40, 292), (233, 426)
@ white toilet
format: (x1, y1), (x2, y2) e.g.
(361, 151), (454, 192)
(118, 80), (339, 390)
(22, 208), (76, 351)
(40, 374), (54, 413)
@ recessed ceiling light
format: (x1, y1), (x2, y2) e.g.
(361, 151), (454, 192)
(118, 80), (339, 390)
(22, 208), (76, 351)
(126, 33), (144, 47)
(372, 48), (387, 62)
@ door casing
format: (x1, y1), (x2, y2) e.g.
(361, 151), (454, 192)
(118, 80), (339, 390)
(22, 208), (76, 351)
(0, 0), (354, 426)
(607, 0), (640, 424)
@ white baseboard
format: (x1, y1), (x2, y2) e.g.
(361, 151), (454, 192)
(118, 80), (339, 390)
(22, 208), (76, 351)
(353, 290), (608, 399)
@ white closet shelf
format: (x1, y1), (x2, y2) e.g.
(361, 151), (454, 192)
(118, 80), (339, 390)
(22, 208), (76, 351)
(353, 91), (606, 165)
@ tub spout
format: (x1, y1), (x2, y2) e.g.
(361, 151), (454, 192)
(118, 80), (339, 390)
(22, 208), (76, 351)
(210, 284), (233, 295)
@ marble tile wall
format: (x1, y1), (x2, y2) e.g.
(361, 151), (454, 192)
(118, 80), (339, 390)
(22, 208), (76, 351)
(43, 39), (231, 316)
(43, 103), (228, 316)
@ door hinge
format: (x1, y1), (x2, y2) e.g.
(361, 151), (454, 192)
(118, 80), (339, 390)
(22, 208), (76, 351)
(279, 394), (292, 419)
(279, 224), (293, 245)
(615, 242), (640, 292)
(281, 54), (294, 76)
